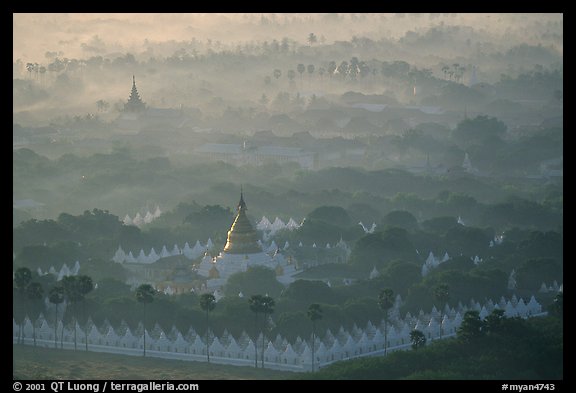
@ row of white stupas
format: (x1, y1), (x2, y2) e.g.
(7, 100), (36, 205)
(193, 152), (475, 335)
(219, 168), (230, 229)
(112, 240), (215, 264)
(256, 216), (302, 234)
(122, 206), (162, 227)
(111, 238), (350, 265)
(35, 261), (81, 281)
(13, 294), (546, 372)
(539, 280), (563, 293)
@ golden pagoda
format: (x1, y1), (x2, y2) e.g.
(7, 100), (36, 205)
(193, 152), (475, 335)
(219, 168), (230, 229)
(223, 190), (262, 254)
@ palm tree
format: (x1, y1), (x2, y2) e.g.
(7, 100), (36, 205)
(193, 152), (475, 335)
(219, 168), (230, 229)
(307, 64), (315, 85)
(248, 294), (265, 368)
(318, 67), (326, 83)
(327, 61), (337, 79)
(349, 57), (359, 80)
(434, 284), (449, 339)
(260, 295), (275, 368)
(287, 70), (296, 87)
(307, 303), (323, 372)
(307, 33), (317, 46)
(273, 69), (282, 80)
(378, 288), (394, 355)
(48, 286), (64, 349)
(38, 66), (46, 86)
(96, 100), (109, 113)
(14, 267), (32, 344)
(452, 63), (460, 82)
(136, 284), (155, 357)
(441, 65), (449, 80)
(410, 329), (426, 350)
(26, 282), (44, 347)
(26, 63), (35, 80)
(337, 61), (349, 80)
(62, 276), (82, 350)
(199, 293), (216, 363)
(297, 64), (305, 84)
(77, 275), (94, 351)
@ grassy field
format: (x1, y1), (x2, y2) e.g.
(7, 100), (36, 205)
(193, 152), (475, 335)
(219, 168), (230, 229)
(13, 345), (295, 380)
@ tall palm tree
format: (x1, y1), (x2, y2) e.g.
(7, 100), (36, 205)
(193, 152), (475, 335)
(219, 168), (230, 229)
(307, 33), (317, 45)
(136, 284), (155, 357)
(248, 294), (265, 368)
(26, 282), (44, 347)
(318, 67), (326, 84)
(26, 63), (35, 80)
(273, 69), (282, 80)
(77, 275), (94, 351)
(434, 284), (449, 339)
(14, 267), (32, 345)
(441, 65), (449, 80)
(62, 276), (82, 350)
(48, 286), (64, 349)
(307, 303), (323, 372)
(307, 64), (315, 85)
(199, 293), (216, 363)
(327, 61), (337, 79)
(260, 295), (275, 368)
(378, 288), (394, 355)
(287, 70), (296, 86)
(297, 64), (306, 84)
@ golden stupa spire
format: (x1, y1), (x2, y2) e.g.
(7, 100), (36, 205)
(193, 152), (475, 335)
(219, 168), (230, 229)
(223, 188), (262, 254)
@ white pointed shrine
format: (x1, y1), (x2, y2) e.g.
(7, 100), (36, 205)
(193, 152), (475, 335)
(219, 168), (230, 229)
(112, 246), (126, 263)
(257, 216), (271, 231)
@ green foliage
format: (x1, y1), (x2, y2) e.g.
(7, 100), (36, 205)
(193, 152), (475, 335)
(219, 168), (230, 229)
(307, 206), (351, 227)
(378, 288), (394, 312)
(548, 293), (563, 319)
(457, 311), (484, 342)
(381, 210), (419, 232)
(433, 283), (449, 305)
(136, 284), (155, 304)
(350, 228), (418, 270)
(307, 303), (323, 322)
(282, 279), (335, 305)
(452, 115), (507, 144)
(48, 286), (65, 305)
(14, 267), (32, 292)
(224, 266), (284, 298)
(199, 293), (216, 313)
(378, 260), (421, 294)
(90, 278), (131, 300)
(518, 231), (562, 261)
(184, 204), (233, 238)
(517, 258), (562, 290)
(421, 216), (458, 234)
(410, 329), (426, 350)
(295, 218), (353, 245)
(444, 225), (491, 257)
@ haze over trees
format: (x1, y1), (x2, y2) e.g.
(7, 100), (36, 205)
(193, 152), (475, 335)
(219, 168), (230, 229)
(13, 13), (562, 380)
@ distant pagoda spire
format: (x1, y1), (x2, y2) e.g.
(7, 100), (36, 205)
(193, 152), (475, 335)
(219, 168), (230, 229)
(223, 189), (262, 254)
(238, 185), (246, 210)
(124, 75), (146, 113)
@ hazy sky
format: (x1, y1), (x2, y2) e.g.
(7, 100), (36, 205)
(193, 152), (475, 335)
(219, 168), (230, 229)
(13, 13), (562, 63)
